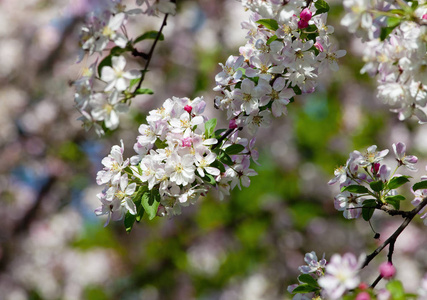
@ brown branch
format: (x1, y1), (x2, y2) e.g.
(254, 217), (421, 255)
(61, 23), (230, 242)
(211, 127), (241, 150)
(133, 13), (169, 93)
(362, 197), (427, 269)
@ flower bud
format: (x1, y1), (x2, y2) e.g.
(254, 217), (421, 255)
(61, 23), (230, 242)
(379, 262), (396, 279)
(184, 105), (192, 113)
(298, 19), (309, 29)
(356, 291), (371, 300)
(229, 119), (238, 129)
(358, 282), (368, 290)
(423, 14), (427, 20)
(300, 8), (312, 22)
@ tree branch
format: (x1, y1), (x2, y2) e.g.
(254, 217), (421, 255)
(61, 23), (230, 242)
(133, 13), (169, 93)
(362, 197), (427, 269)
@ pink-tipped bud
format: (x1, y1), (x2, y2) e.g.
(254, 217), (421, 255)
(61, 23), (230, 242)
(358, 282), (368, 290)
(379, 262), (396, 279)
(184, 105), (192, 113)
(229, 119), (238, 129)
(298, 19), (309, 29)
(314, 41), (324, 52)
(300, 8), (312, 22)
(423, 14), (427, 20)
(355, 291), (371, 300)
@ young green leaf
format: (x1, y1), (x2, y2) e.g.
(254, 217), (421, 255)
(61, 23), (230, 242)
(314, 0), (330, 15)
(387, 176), (410, 190)
(141, 190), (160, 220)
(267, 35), (278, 45)
(211, 159), (226, 173)
(370, 180), (384, 192)
(362, 206), (375, 221)
(412, 180), (427, 192)
(124, 212), (136, 233)
(218, 151), (233, 166)
(225, 144), (245, 155)
(134, 88), (154, 95)
(134, 31), (165, 44)
(385, 195), (405, 201)
(341, 185), (370, 194)
(292, 284), (320, 294)
(386, 280), (405, 300)
(97, 55), (112, 76)
(297, 274), (319, 287)
(204, 118), (217, 138)
(255, 19), (279, 31)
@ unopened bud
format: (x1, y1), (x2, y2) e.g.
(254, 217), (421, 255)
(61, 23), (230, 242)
(300, 8), (312, 22)
(184, 105), (192, 113)
(379, 262), (396, 279)
(355, 291), (371, 300)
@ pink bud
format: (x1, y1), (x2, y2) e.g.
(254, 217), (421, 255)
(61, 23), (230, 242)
(184, 105), (192, 113)
(379, 262), (396, 279)
(356, 291), (371, 300)
(314, 41), (324, 52)
(358, 282), (368, 290)
(229, 119), (238, 129)
(298, 19), (309, 29)
(371, 163), (380, 174)
(300, 8), (312, 22)
(423, 14), (427, 20)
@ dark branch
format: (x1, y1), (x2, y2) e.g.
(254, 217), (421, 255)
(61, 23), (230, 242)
(133, 13), (169, 93)
(362, 197), (427, 269)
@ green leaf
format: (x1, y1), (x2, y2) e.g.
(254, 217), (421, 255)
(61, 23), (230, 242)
(134, 88), (154, 95)
(292, 284), (320, 294)
(211, 159), (226, 173)
(385, 195), (406, 201)
(124, 212), (136, 233)
(202, 173), (217, 185)
(386, 280), (405, 300)
(98, 55), (112, 76)
(133, 186), (148, 222)
(266, 35), (278, 45)
(129, 78), (140, 89)
(141, 190), (160, 220)
(204, 118), (217, 138)
(387, 17), (401, 27)
(110, 46), (127, 56)
(314, 0), (330, 15)
(380, 25), (398, 41)
(215, 129), (227, 136)
(218, 151), (233, 166)
(134, 31), (164, 44)
(370, 180), (384, 192)
(387, 198), (400, 210)
(341, 185), (370, 194)
(387, 176), (410, 190)
(225, 144), (245, 155)
(256, 19), (279, 31)
(362, 205), (375, 221)
(412, 180), (427, 192)
(297, 274), (319, 287)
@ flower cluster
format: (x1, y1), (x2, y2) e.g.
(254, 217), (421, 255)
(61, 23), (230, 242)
(342, 0), (427, 122)
(329, 142), (420, 220)
(214, 0), (345, 136)
(72, 0), (176, 135)
(95, 96), (258, 226)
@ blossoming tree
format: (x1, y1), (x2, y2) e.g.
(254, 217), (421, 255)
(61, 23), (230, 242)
(71, 0), (427, 299)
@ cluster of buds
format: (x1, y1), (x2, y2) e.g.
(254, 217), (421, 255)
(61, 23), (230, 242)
(95, 96), (258, 228)
(214, 0), (345, 136)
(72, 0), (176, 135)
(341, 0), (427, 122)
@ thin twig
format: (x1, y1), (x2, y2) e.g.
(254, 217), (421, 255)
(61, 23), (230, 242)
(362, 197), (427, 269)
(211, 128), (240, 150)
(133, 13), (169, 93)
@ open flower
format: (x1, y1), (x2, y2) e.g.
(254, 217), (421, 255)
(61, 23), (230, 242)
(101, 55), (141, 91)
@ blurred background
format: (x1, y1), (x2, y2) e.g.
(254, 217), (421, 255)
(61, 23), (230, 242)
(1, 0), (426, 299)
